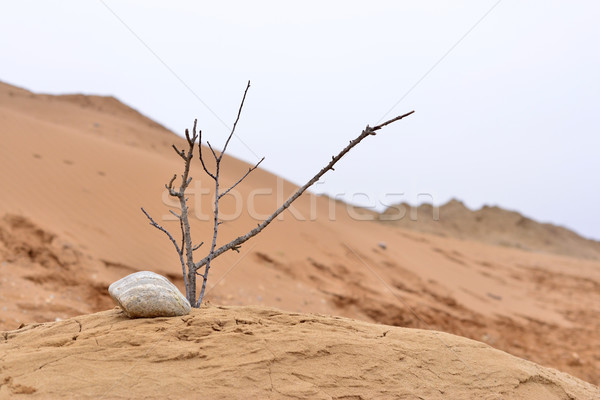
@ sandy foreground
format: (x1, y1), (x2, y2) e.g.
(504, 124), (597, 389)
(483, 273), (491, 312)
(1, 306), (598, 400)
(0, 80), (599, 397)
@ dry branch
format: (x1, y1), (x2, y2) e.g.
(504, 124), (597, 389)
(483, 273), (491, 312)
(192, 110), (415, 305)
(140, 208), (188, 295)
(142, 80), (414, 307)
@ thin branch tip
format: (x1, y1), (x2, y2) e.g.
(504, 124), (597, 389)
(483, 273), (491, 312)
(372, 110), (415, 131)
(167, 174), (177, 188)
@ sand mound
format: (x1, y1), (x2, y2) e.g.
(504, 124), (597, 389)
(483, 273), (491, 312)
(1, 306), (598, 400)
(381, 199), (600, 260)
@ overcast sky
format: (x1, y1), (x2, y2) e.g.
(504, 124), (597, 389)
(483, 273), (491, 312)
(1, 1), (599, 239)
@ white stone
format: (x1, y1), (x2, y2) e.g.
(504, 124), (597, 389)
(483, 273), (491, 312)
(108, 271), (191, 318)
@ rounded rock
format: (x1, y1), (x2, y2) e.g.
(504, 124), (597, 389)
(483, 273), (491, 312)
(108, 271), (191, 318)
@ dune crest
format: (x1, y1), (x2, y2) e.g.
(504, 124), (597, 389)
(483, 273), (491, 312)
(381, 199), (600, 259)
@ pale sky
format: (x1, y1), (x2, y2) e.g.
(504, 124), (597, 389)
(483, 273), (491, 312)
(1, 1), (599, 239)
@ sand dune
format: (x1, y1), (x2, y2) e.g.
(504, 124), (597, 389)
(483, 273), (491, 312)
(381, 199), (600, 260)
(1, 80), (599, 395)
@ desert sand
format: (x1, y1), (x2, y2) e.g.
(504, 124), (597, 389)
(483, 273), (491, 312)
(381, 199), (600, 260)
(2, 306), (599, 399)
(1, 80), (599, 397)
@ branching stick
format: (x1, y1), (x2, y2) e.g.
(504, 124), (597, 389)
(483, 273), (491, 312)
(142, 80), (414, 307)
(193, 110), (415, 307)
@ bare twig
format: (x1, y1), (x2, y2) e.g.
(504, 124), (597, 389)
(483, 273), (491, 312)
(165, 174), (177, 194)
(172, 145), (186, 159)
(142, 80), (414, 308)
(192, 242), (204, 251)
(220, 80), (251, 159)
(220, 157), (265, 199)
(198, 150), (216, 179)
(194, 82), (254, 307)
(178, 217), (185, 260)
(141, 208), (181, 254)
(141, 207), (188, 295)
(141, 120), (200, 302)
(192, 109), (414, 306)
(371, 110), (415, 131)
(206, 141), (218, 163)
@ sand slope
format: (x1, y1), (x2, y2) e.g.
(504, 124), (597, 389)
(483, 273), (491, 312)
(0, 80), (599, 389)
(1, 306), (598, 400)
